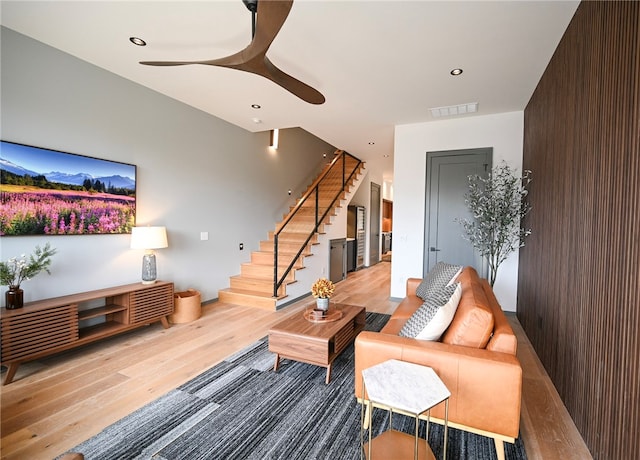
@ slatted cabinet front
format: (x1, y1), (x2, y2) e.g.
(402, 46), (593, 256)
(1, 304), (78, 362)
(129, 283), (174, 324)
(0, 281), (174, 384)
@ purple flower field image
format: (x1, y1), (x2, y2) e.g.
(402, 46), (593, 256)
(1, 141), (136, 236)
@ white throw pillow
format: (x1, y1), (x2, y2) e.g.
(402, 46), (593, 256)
(399, 283), (462, 341)
(415, 282), (462, 341)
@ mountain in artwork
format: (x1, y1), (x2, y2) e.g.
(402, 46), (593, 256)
(0, 159), (135, 190)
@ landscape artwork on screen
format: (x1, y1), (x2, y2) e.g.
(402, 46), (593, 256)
(0, 141), (136, 236)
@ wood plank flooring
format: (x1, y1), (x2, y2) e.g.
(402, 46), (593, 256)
(0, 262), (591, 459)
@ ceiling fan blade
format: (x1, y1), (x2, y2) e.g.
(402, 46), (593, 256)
(142, 53), (324, 104)
(140, 50), (247, 68)
(139, 0), (325, 104)
(263, 57), (325, 105)
(141, 0), (292, 67)
(139, 61), (201, 66)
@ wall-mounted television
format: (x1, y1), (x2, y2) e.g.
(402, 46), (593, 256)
(0, 140), (136, 236)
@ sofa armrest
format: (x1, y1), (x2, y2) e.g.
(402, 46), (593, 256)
(354, 331), (522, 439)
(406, 278), (422, 297)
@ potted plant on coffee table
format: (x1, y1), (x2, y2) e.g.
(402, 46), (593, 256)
(311, 277), (335, 312)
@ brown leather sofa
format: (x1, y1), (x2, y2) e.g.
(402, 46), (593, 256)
(354, 266), (522, 460)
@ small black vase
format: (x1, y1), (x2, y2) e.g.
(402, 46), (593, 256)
(5, 285), (24, 309)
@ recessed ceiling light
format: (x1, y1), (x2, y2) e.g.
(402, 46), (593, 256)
(251, 104), (261, 109)
(129, 37), (146, 46)
(450, 68), (463, 76)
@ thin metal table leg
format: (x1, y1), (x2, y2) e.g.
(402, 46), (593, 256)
(443, 399), (449, 460)
(414, 413), (419, 460)
(360, 380), (365, 460)
(367, 399), (373, 460)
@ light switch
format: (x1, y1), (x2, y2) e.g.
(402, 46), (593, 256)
(200, 232), (209, 241)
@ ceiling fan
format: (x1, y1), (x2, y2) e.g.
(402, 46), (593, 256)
(140, 0), (325, 105)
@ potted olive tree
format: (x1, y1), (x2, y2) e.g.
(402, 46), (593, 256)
(459, 161), (532, 286)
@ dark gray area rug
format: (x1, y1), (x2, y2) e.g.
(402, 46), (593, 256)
(64, 313), (526, 460)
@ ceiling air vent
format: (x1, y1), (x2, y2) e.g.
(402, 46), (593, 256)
(430, 102), (478, 118)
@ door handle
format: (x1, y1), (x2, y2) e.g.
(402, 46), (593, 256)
(430, 247), (441, 252)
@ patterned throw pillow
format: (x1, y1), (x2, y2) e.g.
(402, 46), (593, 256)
(415, 261), (463, 301)
(399, 283), (461, 339)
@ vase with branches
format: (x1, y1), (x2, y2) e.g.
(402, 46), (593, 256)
(458, 161), (532, 286)
(1, 243), (57, 309)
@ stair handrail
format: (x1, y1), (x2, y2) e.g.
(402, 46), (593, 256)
(273, 150), (362, 297)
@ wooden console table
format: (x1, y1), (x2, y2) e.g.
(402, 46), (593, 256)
(0, 281), (174, 384)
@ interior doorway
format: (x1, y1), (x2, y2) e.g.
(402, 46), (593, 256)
(382, 199), (393, 262)
(424, 148), (492, 277)
(369, 182), (381, 265)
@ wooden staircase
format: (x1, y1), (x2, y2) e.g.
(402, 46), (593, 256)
(218, 151), (364, 310)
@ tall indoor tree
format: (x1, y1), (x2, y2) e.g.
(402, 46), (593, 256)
(459, 161), (532, 286)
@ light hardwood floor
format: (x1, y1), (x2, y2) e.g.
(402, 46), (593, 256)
(0, 262), (591, 459)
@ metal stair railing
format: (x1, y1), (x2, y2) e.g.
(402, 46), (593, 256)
(273, 150), (362, 297)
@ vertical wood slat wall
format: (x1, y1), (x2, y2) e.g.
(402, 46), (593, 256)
(518, 2), (639, 459)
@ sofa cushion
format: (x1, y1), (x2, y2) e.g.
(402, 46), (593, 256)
(441, 268), (494, 348)
(416, 261), (463, 301)
(399, 283), (461, 340)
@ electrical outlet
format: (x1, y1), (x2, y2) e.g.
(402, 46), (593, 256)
(239, 243), (244, 250)
(200, 232), (209, 241)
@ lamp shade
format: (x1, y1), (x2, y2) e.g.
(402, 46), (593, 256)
(130, 226), (168, 250)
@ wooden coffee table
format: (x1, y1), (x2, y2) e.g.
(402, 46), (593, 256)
(268, 303), (366, 384)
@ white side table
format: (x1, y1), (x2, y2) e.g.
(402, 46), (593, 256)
(360, 359), (450, 460)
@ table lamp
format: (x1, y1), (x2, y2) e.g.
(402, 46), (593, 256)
(130, 226), (168, 284)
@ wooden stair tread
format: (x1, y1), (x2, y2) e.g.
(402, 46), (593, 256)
(230, 274), (296, 284)
(260, 241), (315, 253)
(252, 250), (308, 258)
(240, 263), (299, 282)
(269, 230), (321, 238)
(218, 288), (281, 310)
(241, 262), (304, 270)
(252, 250), (311, 259)
(270, 240), (318, 247)
(219, 287), (285, 300)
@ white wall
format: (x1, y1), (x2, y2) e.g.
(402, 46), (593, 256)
(0, 27), (336, 305)
(391, 111), (524, 311)
(382, 180), (394, 201)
